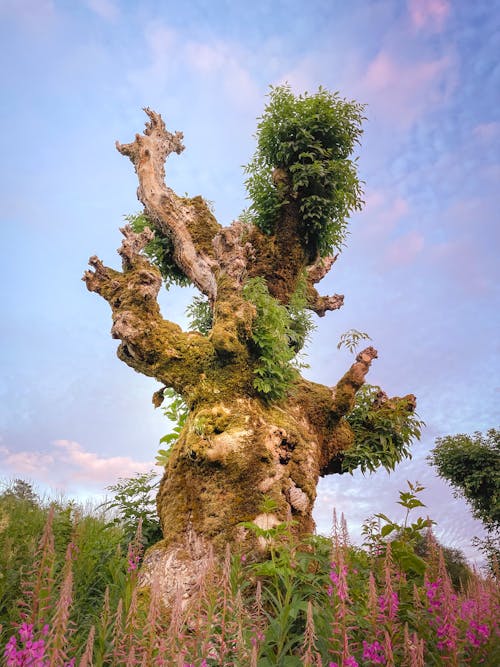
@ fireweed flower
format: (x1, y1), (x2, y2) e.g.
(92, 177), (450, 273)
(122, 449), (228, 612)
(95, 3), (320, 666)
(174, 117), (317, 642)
(378, 591), (399, 622)
(328, 563), (349, 602)
(127, 543), (141, 572)
(4, 625), (76, 667)
(461, 596), (492, 649)
(465, 621), (490, 648)
(425, 577), (459, 653)
(362, 639), (385, 664)
(4, 628), (47, 667)
(425, 579), (441, 613)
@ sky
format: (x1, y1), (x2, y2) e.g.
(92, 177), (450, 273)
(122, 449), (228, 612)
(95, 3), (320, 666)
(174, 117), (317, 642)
(1, 0), (499, 563)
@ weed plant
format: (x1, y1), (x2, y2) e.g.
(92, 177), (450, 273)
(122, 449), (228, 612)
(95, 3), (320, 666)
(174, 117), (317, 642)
(1, 481), (499, 666)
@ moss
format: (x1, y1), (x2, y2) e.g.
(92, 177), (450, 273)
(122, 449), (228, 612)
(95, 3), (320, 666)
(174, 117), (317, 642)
(183, 195), (221, 259)
(156, 394), (340, 553)
(246, 207), (307, 306)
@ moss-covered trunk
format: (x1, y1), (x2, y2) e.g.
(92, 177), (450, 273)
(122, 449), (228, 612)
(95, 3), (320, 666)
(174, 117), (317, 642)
(141, 393), (325, 603)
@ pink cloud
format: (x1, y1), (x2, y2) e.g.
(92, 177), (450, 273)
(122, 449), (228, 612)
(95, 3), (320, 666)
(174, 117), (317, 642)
(362, 190), (409, 237)
(0, 0), (56, 29)
(186, 39), (260, 110)
(0, 441), (153, 491)
(0, 445), (54, 474)
(408, 0), (451, 32)
(84, 0), (119, 21)
(361, 51), (455, 127)
(429, 238), (490, 294)
(473, 122), (500, 142)
(384, 230), (425, 267)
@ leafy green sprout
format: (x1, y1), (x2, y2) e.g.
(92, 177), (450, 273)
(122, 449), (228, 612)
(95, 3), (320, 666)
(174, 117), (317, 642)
(185, 295), (213, 335)
(126, 211), (190, 288)
(361, 481), (434, 575)
(155, 388), (189, 467)
(337, 329), (372, 354)
(242, 276), (315, 401)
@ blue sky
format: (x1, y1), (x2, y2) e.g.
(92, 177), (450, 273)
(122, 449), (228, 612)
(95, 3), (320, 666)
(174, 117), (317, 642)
(1, 0), (498, 562)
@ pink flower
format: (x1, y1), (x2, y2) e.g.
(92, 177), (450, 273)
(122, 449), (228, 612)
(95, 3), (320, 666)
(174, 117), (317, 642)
(363, 639), (385, 664)
(4, 629), (47, 667)
(344, 657), (359, 667)
(18, 624), (34, 644)
(378, 591), (399, 622)
(329, 563), (349, 602)
(127, 543), (141, 572)
(466, 621), (490, 648)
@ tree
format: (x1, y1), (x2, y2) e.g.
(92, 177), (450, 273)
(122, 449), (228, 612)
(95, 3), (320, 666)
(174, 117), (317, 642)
(428, 428), (500, 568)
(428, 429), (500, 531)
(84, 86), (420, 603)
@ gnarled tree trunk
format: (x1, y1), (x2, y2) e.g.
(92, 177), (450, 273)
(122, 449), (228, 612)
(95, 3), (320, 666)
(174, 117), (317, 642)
(84, 109), (415, 605)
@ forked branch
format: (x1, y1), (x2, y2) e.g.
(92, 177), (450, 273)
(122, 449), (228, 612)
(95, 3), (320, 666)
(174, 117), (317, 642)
(83, 226), (214, 398)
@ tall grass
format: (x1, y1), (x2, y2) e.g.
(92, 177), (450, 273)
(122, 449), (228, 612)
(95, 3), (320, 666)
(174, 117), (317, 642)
(1, 481), (499, 666)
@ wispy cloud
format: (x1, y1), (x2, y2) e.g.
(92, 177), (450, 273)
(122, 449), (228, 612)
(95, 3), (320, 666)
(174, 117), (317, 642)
(473, 122), (500, 142)
(128, 23), (260, 111)
(384, 230), (425, 267)
(408, 0), (451, 33)
(0, 440), (153, 491)
(84, 0), (120, 22)
(362, 189), (410, 237)
(0, 0), (56, 28)
(186, 39), (261, 110)
(0, 445), (54, 475)
(360, 50), (455, 128)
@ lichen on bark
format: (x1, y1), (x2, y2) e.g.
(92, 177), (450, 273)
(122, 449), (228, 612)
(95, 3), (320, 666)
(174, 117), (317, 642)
(84, 91), (419, 605)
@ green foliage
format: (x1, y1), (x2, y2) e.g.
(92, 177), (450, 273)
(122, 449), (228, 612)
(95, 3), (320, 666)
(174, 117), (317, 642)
(0, 482), (127, 649)
(412, 535), (473, 590)
(428, 428), (500, 574)
(337, 328), (372, 354)
(286, 274), (316, 353)
(156, 388), (189, 467)
(241, 515), (332, 664)
(186, 295), (213, 335)
(343, 384), (424, 474)
(125, 211), (190, 287)
(244, 84), (365, 256)
(102, 471), (162, 548)
(428, 428), (500, 531)
(243, 277), (314, 400)
(362, 481), (433, 576)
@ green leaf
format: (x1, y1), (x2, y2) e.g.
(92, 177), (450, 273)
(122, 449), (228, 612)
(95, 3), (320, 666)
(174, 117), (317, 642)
(381, 524), (396, 537)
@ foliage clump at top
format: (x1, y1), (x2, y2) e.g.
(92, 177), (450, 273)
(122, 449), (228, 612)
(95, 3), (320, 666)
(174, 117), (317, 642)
(244, 84), (365, 257)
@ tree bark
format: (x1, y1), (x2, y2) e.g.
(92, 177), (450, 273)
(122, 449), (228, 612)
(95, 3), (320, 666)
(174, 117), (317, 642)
(84, 109), (416, 605)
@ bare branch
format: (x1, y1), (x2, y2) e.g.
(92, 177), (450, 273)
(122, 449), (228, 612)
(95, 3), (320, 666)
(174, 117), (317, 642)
(305, 255), (344, 316)
(332, 346), (378, 416)
(116, 108), (220, 300)
(292, 347), (378, 473)
(308, 291), (344, 317)
(307, 255), (338, 284)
